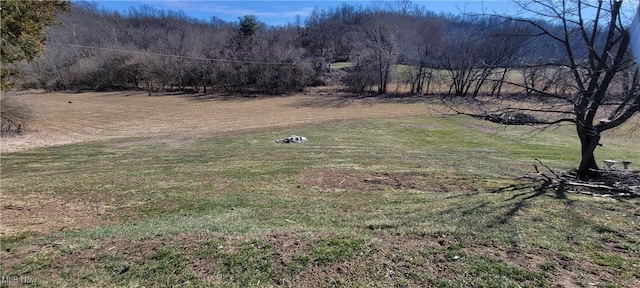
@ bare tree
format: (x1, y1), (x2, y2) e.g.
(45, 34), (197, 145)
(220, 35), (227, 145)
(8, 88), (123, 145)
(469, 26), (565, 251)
(345, 10), (400, 95)
(466, 0), (639, 180)
(398, 15), (444, 95)
(438, 16), (530, 97)
(440, 28), (491, 97)
(184, 22), (224, 94)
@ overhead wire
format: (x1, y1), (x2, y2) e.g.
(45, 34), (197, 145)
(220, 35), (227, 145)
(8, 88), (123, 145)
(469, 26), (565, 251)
(44, 41), (305, 66)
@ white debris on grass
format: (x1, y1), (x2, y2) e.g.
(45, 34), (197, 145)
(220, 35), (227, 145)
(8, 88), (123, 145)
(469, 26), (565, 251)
(276, 135), (308, 144)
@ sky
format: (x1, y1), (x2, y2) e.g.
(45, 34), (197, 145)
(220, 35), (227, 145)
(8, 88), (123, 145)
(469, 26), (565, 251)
(89, 0), (519, 26)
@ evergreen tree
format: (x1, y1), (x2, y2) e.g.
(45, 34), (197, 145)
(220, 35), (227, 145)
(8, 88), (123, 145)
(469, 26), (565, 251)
(238, 14), (259, 37)
(1, 0), (69, 90)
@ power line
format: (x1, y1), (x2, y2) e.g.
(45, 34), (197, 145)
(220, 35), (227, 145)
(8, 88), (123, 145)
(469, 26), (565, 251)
(44, 41), (303, 66)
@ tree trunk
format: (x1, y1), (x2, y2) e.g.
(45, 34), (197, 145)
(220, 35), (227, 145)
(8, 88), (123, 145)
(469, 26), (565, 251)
(576, 124), (600, 180)
(494, 67), (508, 97)
(413, 65), (424, 94)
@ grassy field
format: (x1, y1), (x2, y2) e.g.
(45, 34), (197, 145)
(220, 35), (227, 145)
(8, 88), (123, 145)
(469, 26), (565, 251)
(1, 92), (639, 287)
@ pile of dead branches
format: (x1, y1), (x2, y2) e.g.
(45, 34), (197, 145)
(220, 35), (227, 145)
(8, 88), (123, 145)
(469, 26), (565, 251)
(484, 112), (539, 125)
(525, 160), (640, 197)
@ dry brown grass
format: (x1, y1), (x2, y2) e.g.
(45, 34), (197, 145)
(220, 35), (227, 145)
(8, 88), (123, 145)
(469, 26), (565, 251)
(0, 91), (432, 153)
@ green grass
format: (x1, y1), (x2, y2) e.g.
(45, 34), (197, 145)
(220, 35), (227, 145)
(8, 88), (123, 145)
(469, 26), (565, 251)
(1, 114), (639, 287)
(330, 62), (353, 69)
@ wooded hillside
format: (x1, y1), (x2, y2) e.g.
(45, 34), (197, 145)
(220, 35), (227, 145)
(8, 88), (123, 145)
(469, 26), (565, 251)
(17, 1), (620, 96)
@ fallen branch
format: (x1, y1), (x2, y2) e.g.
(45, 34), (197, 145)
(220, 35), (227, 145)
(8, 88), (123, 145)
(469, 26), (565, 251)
(565, 181), (618, 190)
(525, 160), (640, 197)
(535, 158), (560, 178)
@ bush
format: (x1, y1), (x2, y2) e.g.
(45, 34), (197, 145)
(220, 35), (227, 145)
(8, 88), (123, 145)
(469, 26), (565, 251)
(1, 95), (33, 136)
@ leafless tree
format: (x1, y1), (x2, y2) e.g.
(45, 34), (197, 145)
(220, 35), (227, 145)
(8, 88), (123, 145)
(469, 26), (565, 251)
(366, 14), (399, 94)
(398, 15), (444, 95)
(464, 0), (639, 180)
(438, 16), (530, 97)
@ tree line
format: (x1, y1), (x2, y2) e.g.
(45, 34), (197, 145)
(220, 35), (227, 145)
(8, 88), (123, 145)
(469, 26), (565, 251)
(9, 1), (636, 101)
(16, 0), (577, 96)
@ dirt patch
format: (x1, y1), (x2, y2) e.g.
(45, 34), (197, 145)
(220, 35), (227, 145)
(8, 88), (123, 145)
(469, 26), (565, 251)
(0, 188), (180, 238)
(297, 168), (477, 193)
(297, 168), (427, 191)
(268, 232), (313, 263)
(297, 168), (369, 191)
(0, 194), (119, 238)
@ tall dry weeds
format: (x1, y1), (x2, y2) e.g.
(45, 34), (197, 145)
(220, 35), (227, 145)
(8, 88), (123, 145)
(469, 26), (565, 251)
(1, 94), (33, 136)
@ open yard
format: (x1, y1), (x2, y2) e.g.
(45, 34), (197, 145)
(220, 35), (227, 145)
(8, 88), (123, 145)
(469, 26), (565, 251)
(1, 91), (639, 287)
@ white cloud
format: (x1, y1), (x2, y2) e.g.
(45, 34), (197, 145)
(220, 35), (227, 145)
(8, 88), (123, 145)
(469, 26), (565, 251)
(132, 1), (317, 20)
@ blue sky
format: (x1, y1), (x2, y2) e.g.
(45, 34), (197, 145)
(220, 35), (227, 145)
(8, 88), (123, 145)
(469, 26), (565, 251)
(90, 0), (519, 26)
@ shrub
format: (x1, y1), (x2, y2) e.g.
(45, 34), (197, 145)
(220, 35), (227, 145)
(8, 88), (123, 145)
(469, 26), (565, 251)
(1, 95), (33, 136)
